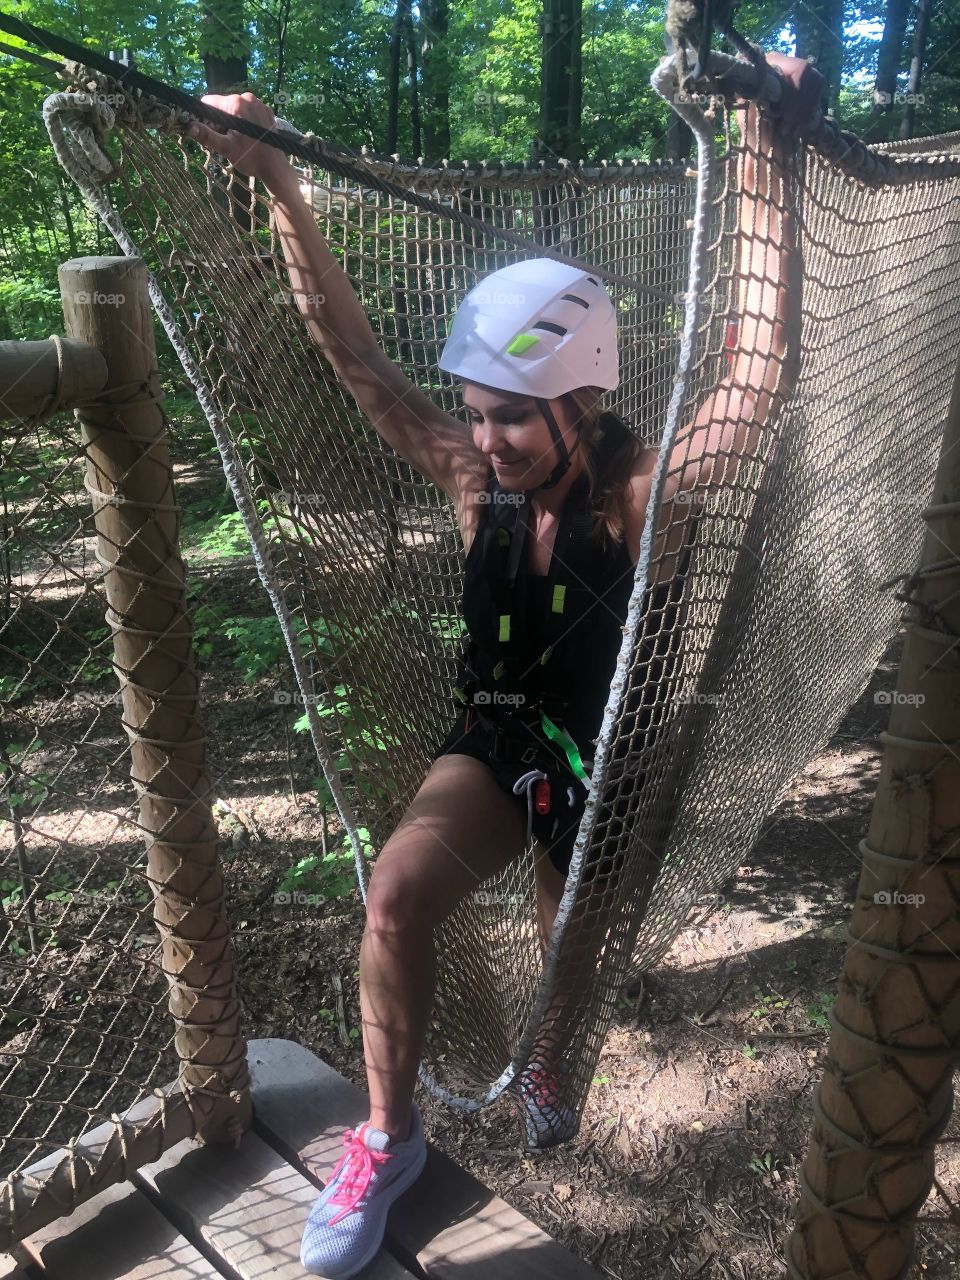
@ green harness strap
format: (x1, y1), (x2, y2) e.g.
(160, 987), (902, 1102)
(539, 712), (591, 786)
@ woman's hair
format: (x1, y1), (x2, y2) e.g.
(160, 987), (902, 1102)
(559, 386), (646, 552)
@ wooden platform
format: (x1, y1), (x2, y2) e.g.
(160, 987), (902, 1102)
(8, 1038), (602, 1279)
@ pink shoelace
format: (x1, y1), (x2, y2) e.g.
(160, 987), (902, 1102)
(522, 1066), (563, 1110)
(326, 1125), (395, 1225)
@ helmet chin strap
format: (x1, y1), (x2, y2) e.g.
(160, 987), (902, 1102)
(527, 397), (583, 493)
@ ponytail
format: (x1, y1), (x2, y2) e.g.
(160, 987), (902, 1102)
(560, 387), (646, 553)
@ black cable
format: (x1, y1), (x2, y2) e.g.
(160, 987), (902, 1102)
(691, 0), (715, 82)
(0, 38), (63, 76)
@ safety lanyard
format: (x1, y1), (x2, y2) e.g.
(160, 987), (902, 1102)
(539, 711), (591, 785)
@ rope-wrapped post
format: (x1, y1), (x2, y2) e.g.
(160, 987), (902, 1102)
(785, 350), (960, 1277)
(58, 255), (252, 1146)
(0, 336), (107, 421)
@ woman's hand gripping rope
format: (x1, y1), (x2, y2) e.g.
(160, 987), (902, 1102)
(185, 92), (297, 194)
(743, 51), (826, 141)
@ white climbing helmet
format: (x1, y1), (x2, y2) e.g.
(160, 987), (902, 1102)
(438, 258), (619, 399)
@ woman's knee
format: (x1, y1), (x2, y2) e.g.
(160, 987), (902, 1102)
(365, 821), (500, 934)
(365, 755), (527, 936)
(365, 858), (436, 935)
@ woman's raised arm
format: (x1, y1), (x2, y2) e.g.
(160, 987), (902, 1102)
(661, 54), (825, 499)
(626, 53), (823, 582)
(186, 95), (486, 502)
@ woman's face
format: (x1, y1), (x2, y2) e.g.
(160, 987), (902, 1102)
(460, 381), (573, 490)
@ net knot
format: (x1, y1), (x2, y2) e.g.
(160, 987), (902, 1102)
(43, 90), (118, 185)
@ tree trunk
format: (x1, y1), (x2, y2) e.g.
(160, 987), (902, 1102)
(666, 112), (693, 161)
(201, 0), (249, 93)
(201, 0), (253, 233)
(419, 0), (451, 161)
(273, 0), (291, 101)
(533, 0), (583, 164)
(404, 3), (422, 159)
(871, 0), (912, 138)
(899, 0), (932, 139)
(387, 0), (412, 154)
(792, 0), (844, 113)
(530, 0), (583, 254)
(58, 177), (78, 258)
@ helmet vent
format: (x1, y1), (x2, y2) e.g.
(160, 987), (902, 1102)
(532, 320), (568, 337)
(561, 293), (589, 308)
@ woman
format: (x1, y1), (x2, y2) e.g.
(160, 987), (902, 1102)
(188, 51), (821, 1280)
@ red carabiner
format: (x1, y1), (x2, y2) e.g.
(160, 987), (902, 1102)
(724, 315), (739, 373)
(534, 778), (551, 815)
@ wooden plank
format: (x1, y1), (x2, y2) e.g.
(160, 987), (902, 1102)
(0, 1255), (33, 1278)
(134, 1126), (416, 1279)
(17, 1178), (221, 1279)
(248, 1038), (602, 1280)
(4, 1082), (195, 1252)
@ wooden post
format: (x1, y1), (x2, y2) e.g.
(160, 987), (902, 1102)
(785, 350), (960, 1276)
(58, 257), (252, 1145)
(0, 337), (107, 421)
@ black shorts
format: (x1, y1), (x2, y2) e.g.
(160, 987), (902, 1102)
(434, 710), (615, 878)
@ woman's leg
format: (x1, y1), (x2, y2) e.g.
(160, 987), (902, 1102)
(359, 753), (529, 1141)
(531, 818), (623, 1060)
(533, 847), (567, 951)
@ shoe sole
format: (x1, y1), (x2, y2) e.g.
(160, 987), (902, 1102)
(522, 1102), (578, 1149)
(303, 1140), (429, 1279)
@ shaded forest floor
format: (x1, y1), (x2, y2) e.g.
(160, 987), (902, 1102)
(218, 624), (960, 1280)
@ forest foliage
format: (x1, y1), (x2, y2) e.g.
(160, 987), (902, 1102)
(1, 0), (958, 340)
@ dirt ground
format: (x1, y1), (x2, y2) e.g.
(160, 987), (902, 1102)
(217, 625), (959, 1280)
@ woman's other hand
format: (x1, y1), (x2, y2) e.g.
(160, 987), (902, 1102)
(185, 92), (295, 191)
(762, 52), (826, 139)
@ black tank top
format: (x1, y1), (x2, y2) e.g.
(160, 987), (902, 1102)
(456, 425), (693, 764)
(514, 553), (635, 753)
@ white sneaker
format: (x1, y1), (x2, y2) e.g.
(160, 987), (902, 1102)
(300, 1104), (427, 1278)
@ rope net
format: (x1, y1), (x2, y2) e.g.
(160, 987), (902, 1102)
(37, 60), (960, 1136)
(0, 395), (181, 1211)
